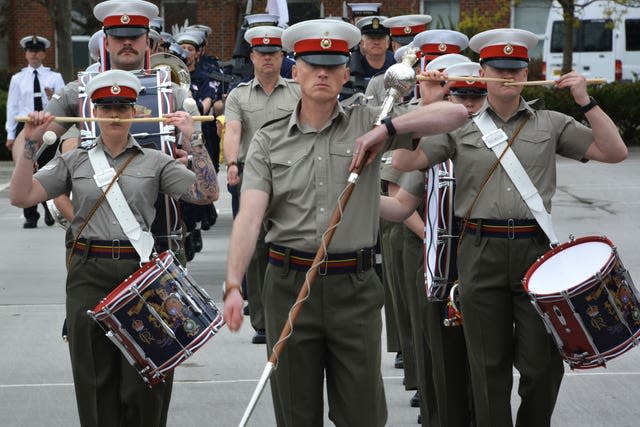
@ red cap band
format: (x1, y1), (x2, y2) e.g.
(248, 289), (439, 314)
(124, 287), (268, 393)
(420, 43), (461, 55)
(294, 38), (349, 55)
(251, 37), (282, 47)
(103, 14), (149, 28)
(451, 81), (487, 89)
(91, 85), (138, 102)
(390, 24), (427, 37)
(480, 44), (528, 61)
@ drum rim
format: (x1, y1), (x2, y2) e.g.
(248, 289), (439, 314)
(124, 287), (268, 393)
(522, 235), (614, 293)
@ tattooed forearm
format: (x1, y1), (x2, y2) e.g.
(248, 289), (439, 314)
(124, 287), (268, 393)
(24, 139), (38, 161)
(183, 146), (219, 204)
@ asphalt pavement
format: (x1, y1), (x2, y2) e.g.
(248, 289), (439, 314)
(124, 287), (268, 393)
(1, 150), (640, 427)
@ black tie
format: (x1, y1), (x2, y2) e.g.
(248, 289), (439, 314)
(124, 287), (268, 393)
(33, 70), (43, 111)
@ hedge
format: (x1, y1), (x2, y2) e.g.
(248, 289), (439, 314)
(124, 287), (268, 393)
(0, 80), (638, 161)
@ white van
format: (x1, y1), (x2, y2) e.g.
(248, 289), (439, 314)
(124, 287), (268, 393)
(542, 1), (640, 81)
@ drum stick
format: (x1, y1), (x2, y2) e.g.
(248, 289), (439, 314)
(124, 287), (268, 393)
(15, 115), (215, 124)
(503, 78), (608, 86)
(416, 75), (513, 83)
(35, 130), (58, 160)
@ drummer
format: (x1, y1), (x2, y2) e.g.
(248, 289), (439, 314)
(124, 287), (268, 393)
(375, 28), (628, 427)
(9, 69), (218, 427)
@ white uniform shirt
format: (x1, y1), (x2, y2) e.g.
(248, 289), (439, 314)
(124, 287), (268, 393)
(5, 65), (65, 140)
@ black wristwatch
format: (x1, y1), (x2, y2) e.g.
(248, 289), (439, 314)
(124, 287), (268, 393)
(580, 96), (598, 113)
(381, 116), (397, 137)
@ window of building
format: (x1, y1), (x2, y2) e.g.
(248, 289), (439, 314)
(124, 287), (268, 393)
(73, 35), (91, 70)
(626, 19), (640, 51)
(513, 0), (550, 58)
(162, 0), (199, 34)
(424, 0), (460, 29)
(289, 0), (321, 26)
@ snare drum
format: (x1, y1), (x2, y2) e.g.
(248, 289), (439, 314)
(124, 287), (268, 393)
(523, 236), (640, 369)
(87, 251), (225, 385)
(424, 160), (459, 301)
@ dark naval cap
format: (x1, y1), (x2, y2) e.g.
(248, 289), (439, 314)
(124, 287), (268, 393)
(20, 35), (51, 51)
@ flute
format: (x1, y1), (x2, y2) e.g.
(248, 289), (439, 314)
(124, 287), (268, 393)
(14, 115), (216, 124)
(503, 78), (608, 86)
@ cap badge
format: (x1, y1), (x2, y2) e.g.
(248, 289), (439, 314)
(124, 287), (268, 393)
(438, 42), (447, 52)
(263, 37), (270, 45)
(321, 38), (332, 49)
(372, 18), (380, 29)
(32, 35), (38, 44)
(403, 26), (412, 34)
(503, 43), (513, 55)
(110, 84), (121, 95)
(120, 14), (130, 24)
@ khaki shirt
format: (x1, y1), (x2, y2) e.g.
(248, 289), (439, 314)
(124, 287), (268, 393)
(242, 101), (412, 253)
(419, 98), (592, 219)
(364, 73), (386, 107)
(34, 135), (194, 240)
(224, 76), (300, 162)
(398, 170), (425, 198)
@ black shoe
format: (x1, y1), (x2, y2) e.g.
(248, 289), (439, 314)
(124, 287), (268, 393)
(184, 235), (195, 261)
(23, 219), (38, 229)
(394, 351), (404, 369)
(192, 229), (203, 253)
(243, 304), (250, 316)
(410, 390), (421, 408)
(417, 413), (421, 424)
(252, 329), (266, 344)
(43, 203), (54, 226)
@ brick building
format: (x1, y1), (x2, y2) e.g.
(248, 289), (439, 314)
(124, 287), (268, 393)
(1, 0), (550, 73)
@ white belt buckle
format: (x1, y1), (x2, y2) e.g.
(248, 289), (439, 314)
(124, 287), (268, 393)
(482, 129), (508, 148)
(93, 167), (117, 188)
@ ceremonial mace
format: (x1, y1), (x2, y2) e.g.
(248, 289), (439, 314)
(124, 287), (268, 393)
(237, 47), (420, 427)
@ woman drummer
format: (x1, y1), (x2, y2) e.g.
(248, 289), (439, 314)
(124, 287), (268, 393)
(9, 69), (218, 427)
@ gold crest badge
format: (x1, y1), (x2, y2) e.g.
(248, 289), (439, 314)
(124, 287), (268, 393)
(403, 26), (412, 34)
(321, 38), (332, 49)
(438, 42), (447, 52)
(120, 14), (130, 24)
(263, 37), (270, 45)
(110, 84), (121, 95)
(372, 18), (380, 29)
(503, 44), (513, 55)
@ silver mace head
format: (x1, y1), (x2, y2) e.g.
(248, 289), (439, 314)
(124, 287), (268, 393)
(376, 45), (419, 124)
(383, 45), (419, 96)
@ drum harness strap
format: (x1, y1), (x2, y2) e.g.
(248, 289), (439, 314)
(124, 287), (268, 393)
(66, 149), (139, 269)
(87, 145), (155, 262)
(463, 110), (559, 247)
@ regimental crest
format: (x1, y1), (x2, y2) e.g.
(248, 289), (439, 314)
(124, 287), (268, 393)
(120, 14), (130, 24)
(503, 43), (513, 55)
(587, 304), (600, 317)
(438, 42), (447, 52)
(263, 37), (270, 45)
(321, 38), (332, 49)
(403, 26), (412, 34)
(111, 84), (121, 95)
(372, 18), (380, 29)
(31, 35), (38, 44)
